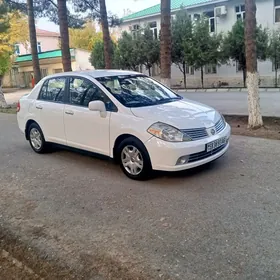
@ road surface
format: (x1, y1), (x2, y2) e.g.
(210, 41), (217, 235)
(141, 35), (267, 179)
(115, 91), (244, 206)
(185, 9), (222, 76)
(180, 91), (280, 117)
(1, 113), (280, 279)
(4, 89), (280, 117)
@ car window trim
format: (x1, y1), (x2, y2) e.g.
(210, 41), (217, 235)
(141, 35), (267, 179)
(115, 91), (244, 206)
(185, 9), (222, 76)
(66, 75), (118, 112)
(37, 76), (67, 104)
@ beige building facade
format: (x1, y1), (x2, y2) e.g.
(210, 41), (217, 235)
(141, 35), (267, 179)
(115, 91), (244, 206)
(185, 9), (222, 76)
(4, 28), (94, 88)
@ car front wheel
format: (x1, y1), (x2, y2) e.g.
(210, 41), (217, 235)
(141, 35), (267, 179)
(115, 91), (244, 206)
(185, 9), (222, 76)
(118, 137), (152, 180)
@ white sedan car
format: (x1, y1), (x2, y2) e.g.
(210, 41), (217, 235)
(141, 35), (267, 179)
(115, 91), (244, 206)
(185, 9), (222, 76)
(17, 70), (230, 180)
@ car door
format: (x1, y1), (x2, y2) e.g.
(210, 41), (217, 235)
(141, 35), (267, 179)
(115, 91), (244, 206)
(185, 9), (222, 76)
(34, 77), (67, 145)
(64, 76), (116, 156)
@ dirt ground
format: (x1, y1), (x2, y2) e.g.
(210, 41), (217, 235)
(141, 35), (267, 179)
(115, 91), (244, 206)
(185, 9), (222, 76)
(225, 115), (280, 140)
(0, 251), (41, 280)
(0, 113), (279, 279)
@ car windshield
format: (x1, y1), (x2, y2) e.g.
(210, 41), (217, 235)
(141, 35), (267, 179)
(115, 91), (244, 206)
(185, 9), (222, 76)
(95, 75), (182, 108)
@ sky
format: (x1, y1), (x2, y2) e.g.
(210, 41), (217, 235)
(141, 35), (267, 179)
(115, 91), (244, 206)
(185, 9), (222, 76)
(37, 0), (160, 32)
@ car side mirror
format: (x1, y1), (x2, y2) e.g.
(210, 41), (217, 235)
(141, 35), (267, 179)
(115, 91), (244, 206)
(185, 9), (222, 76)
(88, 101), (107, 118)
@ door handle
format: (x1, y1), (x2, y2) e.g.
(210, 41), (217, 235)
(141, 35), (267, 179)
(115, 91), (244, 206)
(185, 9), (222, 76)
(65, 110), (74, 115)
(36, 105), (43, 109)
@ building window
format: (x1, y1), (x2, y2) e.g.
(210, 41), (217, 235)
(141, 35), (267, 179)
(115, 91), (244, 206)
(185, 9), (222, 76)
(205, 11), (215, 33)
(193, 13), (201, 21)
(272, 61), (280, 71)
(236, 61), (243, 72)
(148, 21), (158, 39)
(236, 4), (245, 21)
(14, 44), (20, 55)
(131, 24), (141, 39)
(37, 42), (42, 53)
(54, 69), (63, 74)
(275, 0), (280, 22)
(40, 68), (48, 77)
(186, 65), (195, 75)
(205, 64), (217, 74)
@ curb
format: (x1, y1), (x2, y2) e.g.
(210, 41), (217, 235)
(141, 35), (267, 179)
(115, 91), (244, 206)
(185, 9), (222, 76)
(174, 88), (280, 93)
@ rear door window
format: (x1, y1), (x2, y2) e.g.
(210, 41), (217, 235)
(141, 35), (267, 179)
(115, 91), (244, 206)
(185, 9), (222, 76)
(38, 77), (66, 103)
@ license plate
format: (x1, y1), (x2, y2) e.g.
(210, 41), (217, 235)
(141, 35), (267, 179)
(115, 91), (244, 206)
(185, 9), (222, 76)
(206, 137), (227, 152)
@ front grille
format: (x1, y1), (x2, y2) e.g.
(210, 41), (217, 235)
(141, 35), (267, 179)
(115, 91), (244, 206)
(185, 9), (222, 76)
(181, 118), (226, 141)
(188, 143), (227, 163)
(215, 118), (226, 133)
(181, 128), (208, 141)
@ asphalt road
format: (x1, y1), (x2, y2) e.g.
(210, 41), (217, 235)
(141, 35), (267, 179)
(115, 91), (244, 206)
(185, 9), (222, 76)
(1, 113), (280, 279)
(180, 91), (280, 117)
(4, 89), (280, 117)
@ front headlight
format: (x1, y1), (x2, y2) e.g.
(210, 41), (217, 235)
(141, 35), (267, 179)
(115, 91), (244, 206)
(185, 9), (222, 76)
(147, 122), (191, 142)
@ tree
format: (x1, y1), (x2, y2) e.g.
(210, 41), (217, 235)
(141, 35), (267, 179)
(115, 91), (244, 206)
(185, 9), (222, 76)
(184, 17), (222, 88)
(0, 2), (10, 107)
(90, 40), (120, 69)
(69, 21), (103, 51)
(118, 31), (140, 71)
(0, 53), (11, 108)
(0, 6), (28, 108)
(27, 0), (41, 83)
(171, 9), (192, 88)
(138, 28), (160, 76)
(57, 0), (72, 72)
(4, 0), (85, 28)
(5, 0), (85, 74)
(160, 0), (171, 87)
(71, 0), (120, 69)
(222, 20), (268, 87)
(267, 29), (280, 87)
(99, 0), (112, 69)
(245, 0), (263, 128)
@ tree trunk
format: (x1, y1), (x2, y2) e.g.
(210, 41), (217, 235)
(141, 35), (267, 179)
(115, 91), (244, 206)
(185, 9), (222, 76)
(275, 63), (278, 88)
(160, 0), (171, 87)
(99, 0), (112, 69)
(148, 66), (151, 76)
(0, 76), (8, 108)
(242, 67), (246, 88)
(27, 0), (41, 84)
(245, 0), (263, 128)
(183, 62), (187, 89)
(200, 67), (204, 88)
(57, 0), (72, 72)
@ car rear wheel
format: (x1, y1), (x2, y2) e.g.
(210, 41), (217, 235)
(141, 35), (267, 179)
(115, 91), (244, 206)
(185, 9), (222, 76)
(118, 137), (152, 180)
(28, 123), (49, 153)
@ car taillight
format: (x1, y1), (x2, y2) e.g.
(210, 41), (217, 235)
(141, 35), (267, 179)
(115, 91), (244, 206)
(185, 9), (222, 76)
(16, 101), (20, 112)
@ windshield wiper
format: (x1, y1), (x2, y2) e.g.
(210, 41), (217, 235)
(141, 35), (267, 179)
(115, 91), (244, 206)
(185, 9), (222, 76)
(153, 97), (182, 104)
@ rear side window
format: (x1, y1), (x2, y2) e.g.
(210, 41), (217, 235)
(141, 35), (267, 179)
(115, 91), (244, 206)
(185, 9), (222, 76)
(38, 77), (66, 103)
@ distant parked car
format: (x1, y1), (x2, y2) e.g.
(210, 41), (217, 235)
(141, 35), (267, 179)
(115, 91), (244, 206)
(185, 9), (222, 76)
(17, 70), (231, 180)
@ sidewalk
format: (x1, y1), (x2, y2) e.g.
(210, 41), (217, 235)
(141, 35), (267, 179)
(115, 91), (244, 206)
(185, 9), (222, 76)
(175, 88), (280, 93)
(4, 89), (30, 105)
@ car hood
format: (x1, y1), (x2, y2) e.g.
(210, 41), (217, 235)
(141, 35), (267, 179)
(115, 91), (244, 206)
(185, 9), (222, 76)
(130, 99), (221, 129)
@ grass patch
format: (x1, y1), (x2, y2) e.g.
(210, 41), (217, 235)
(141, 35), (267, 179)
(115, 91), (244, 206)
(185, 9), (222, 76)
(0, 107), (17, 114)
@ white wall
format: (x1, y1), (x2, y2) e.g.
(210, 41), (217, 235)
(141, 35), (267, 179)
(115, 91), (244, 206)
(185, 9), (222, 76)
(74, 49), (94, 71)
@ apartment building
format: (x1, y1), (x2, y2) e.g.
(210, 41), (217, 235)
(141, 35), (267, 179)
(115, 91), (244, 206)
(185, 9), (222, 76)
(119, 0), (280, 87)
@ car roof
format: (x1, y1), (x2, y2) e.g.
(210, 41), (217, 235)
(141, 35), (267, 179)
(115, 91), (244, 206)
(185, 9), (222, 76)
(44, 70), (142, 80)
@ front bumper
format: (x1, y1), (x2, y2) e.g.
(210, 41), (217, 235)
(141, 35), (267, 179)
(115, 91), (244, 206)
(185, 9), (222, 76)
(145, 123), (231, 171)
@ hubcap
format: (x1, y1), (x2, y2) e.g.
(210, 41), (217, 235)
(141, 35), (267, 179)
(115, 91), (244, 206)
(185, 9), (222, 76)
(121, 145), (144, 176)
(30, 128), (42, 150)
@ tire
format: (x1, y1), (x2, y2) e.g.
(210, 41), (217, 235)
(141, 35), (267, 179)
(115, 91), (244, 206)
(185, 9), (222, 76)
(27, 123), (49, 154)
(117, 137), (153, 180)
